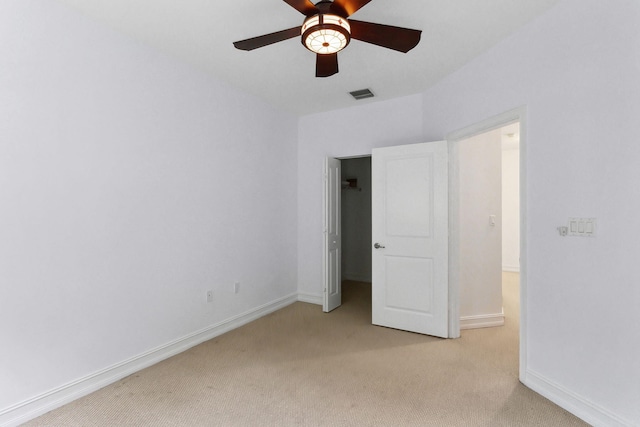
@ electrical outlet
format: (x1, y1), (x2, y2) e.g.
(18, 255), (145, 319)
(206, 290), (213, 303)
(234, 282), (240, 294)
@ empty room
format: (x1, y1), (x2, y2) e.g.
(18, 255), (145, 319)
(2, 1), (639, 426)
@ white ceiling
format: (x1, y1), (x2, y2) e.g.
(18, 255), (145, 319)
(54, 0), (560, 116)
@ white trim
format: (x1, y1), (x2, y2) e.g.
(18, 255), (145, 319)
(297, 292), (323, 306)
(460, 310), (505, 330)
(502, 265), (520, 273)
(0, 293), (298, 427)
(447, 138), (461, 338)
(445, 106), (527, 380)
(524, 369), (633, 427)
(518, 108), (528, 384)
(322, 157), (329, 312)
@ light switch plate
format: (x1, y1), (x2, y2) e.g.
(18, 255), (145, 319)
(568, 218), (596, 237)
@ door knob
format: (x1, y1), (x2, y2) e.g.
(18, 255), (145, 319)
(374, 243), (386, 249)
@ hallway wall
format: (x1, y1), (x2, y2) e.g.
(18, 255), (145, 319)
(502, 142), (520, 272)
(458, 129), (503, 326)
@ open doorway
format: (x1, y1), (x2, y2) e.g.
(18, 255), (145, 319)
(341, 157), (372, 282)
(340, 156), (372, 309)
(447, 113), (524, 388)
(456, 122), (521, 331)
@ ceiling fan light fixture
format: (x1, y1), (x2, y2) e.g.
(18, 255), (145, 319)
(302, 14), (351, 54)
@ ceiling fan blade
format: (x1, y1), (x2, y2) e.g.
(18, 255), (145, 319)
(316, 53), (339, 77)
(331, 0), (372, 17)
(282, 0), (319, 16)
(233, 26), (302, 51)
(349, 20), (422, 53)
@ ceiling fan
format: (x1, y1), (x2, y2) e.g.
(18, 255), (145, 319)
(233, 0), (422, 77)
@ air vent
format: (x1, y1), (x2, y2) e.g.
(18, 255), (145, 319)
(349, 88), (375, 100)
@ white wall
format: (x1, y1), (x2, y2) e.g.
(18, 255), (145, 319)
(341, 158), (372, 283)
(0, 0), (298, 421)
(502, 145), (520, 272)
(458, 129), (503, 325)
(420, 0), (640, 424)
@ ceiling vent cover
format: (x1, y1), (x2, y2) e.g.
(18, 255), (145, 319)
(350, 88), (375, 100)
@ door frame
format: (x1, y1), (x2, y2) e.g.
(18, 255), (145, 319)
(446, 106), (527, 380)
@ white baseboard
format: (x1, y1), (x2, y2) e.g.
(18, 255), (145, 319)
(297, 292), (322, 306)
(0, 293), (298, 427)
(460, 310), (505, 330)
(502, 265), (520, 273)
(524, 369), (632, 427)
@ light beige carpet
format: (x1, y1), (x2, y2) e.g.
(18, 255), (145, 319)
(25, 273), (588, 426)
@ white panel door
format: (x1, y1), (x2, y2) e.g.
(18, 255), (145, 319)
(372, 141), (448, 337)
(323, 157), (341, 312)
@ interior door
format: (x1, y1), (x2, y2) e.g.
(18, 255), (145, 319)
(372, 141), (449, 337)
(323, 157), (341, 312)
